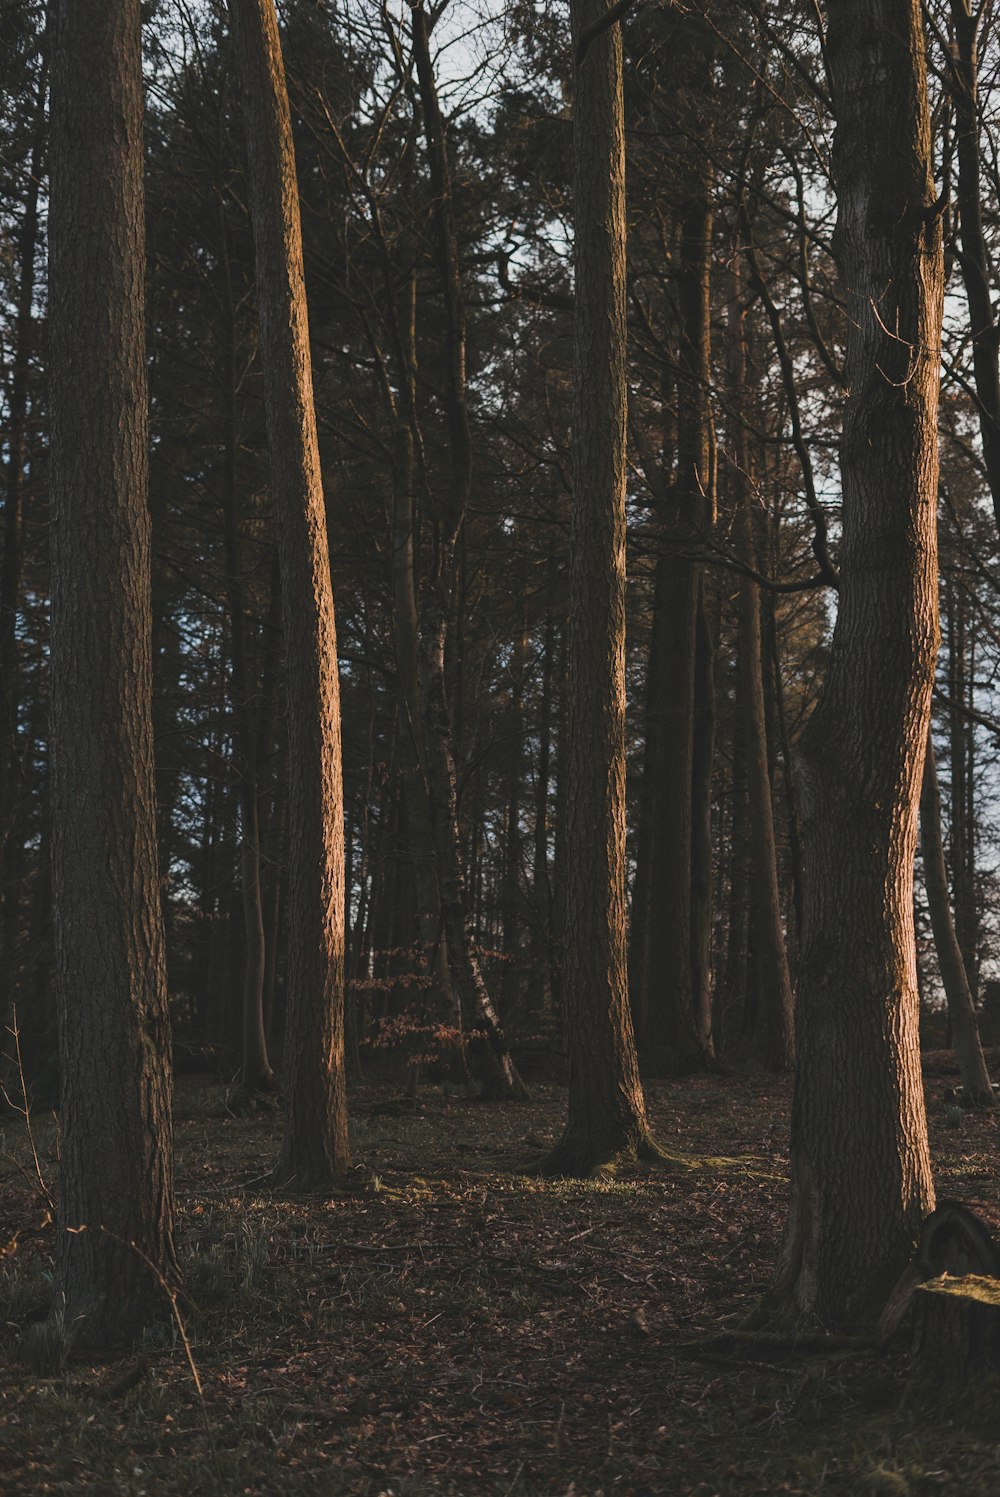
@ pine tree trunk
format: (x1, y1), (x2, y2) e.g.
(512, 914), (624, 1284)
(544, 0), (656, 1174)
(229, 0), (349, 1185)
(772, 0), (941, 1328)
(48, 0), (177, 1347)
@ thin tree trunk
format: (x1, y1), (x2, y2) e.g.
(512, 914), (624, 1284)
(543, 0), (658, 1174)
(229, 0), (349, 1185)
(950, 0), (1000, 535)
(218, 213), (272, 1094)
(728, 280), (795, 1071)
(0, 71), (44, 1058)
(920, 726), (993, 1103)
(410, 3), (525, 1099)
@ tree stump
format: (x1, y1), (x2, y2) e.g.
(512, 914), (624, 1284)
(912, 1275), (1000, 1381)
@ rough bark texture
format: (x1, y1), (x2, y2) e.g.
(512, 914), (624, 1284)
(920, 729), (993, 1103)
(544, 0), (655, 1174)
(913, 1276), (1000, 1382)
(48, 0), (177, 1347)
(229, 0), (348, 1185)
(772, 0), (941, 1327)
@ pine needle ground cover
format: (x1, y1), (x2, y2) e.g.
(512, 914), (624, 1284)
(2, 1073), (999, 1496)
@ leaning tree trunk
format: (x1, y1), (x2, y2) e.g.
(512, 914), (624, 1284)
(920, 727), (993, 1104)
(229, 0), (349, 1186)
(48, 0), (177, 1348)
(772, 0), (942, 1328)
(543, 0), (658, 1175)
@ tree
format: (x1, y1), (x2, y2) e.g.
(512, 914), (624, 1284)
(920, 725), (993, 1103)
(47, 0), (177, 1346)
(725, 266), (795, 1072)
(543, 0), (659, 1175)
(229, 0), (349, 1185)
(772, 0), (942, 1326)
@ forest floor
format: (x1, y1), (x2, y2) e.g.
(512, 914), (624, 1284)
(2, 1062), (1000, 1496)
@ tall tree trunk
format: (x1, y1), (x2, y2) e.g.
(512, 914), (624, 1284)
(531, 588), (557, 1022)
(410, 3), (525, 1100)
(640, 148), (716, 1074)
(48, 0), (177, 1347)
(543, 0), (657, 1174)
(950, 0), (1000, 535)
(0, 70), (44, 1057)
(218, 209), (272, 1094)
(229, 0), (348, 1185)
(500, 613), (528, 1021)
(727, 281), (795, 1071)
(772, 0), (941, 1328)
(945, 581), (979, 1002)
(920, 726), (993, 1104)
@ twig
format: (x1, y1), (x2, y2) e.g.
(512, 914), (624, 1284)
(2, 1005), (54, 1211)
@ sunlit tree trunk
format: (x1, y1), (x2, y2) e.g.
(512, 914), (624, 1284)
(229, 0), (348, 1185)
(48, 0), (177, 1347)
(772, 0), (941, 1327)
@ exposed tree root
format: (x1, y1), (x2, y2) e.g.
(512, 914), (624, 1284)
(531, 1129), (693, 1180)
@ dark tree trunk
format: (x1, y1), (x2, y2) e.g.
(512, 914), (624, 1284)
(543, 0), (657, 1174)
(727, 280), (795, 1071)
(48, 0), (177, 1347)
(639, 151), (716, 1075)
(772, 0), (941, 1328)
(0, 67), (44, 1055)
(920, 728), (993, 1104)
(945, 582), (979, 1004)
(229, 0), (349, 1185)
(950, 0), (1000, 536)
(410, 3), (525, 1100)
(218, 216), (272, 1094)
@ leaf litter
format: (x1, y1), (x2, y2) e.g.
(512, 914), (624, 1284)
(0, 1069), (999, 1494)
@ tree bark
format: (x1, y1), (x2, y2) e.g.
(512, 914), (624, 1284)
(48, 0), (177, 1347)
(772, 0), (941, 1328)
(229, 0), (349, 1185)
(543, 0), (657, 1174)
